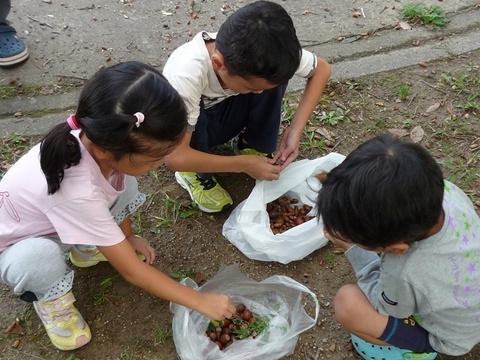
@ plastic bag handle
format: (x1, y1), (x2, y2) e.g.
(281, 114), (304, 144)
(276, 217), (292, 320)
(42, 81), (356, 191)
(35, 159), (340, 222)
(262, 275), (320, 327)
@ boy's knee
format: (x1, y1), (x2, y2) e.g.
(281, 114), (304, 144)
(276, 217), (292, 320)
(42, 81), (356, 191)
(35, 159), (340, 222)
(334, 284), (360, 324)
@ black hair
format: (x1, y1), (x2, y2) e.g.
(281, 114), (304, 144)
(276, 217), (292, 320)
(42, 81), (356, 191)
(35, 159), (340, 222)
(215, 0), (302, 84)
(40, 61), (187, 194)
(316, 134), (445, 248)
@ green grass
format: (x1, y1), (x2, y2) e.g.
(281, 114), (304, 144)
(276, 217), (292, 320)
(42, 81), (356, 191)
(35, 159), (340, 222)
(152, 192), (197, 229)
(154, 324), (173, 344)
(398, 84), (411, 101)
(401, 4), (450, 28)
(321, 250), (336, 266)
(170, 267), (197, 281)
(93, 274), (119, 305)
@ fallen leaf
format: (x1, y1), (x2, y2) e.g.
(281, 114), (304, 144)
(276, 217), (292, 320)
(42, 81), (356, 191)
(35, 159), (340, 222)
(12, 338), (21, 348)
(419, 62), (428, 68)
(398, 21), (412, 30)
(387, 128), (409, 138)
(375, 102), (385, 107)
(341, 36), (362, 44)
(314, 127), (336, 141)
(410, 126), (425, 143)
(426, 102), (441, 113)
(4, 318), (26, 335)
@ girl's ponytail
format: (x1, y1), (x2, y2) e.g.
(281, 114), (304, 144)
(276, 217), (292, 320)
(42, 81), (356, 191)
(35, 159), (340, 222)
(40, 122), (81, 195)
(39, 61), (187, 195)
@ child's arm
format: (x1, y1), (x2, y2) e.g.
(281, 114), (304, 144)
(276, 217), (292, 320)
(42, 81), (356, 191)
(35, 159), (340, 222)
(273, 57), (331, 170)
(165, 131), (281, 181)
(98, 239), (236, 320)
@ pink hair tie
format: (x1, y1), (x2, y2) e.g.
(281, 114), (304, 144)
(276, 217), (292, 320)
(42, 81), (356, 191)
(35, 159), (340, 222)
(134, 112), (145, 127)
(66, 114), (81, 130)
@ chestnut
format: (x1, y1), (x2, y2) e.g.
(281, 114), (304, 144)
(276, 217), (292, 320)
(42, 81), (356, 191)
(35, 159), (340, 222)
(241, 309), (252, 321)
(219, 333), (231, 345)
(236, 303), (246, 314)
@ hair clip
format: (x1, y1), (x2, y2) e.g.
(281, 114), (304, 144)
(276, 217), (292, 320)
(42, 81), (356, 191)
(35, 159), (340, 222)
(134, 112), (145, 127)
(66, 114), (81, 130)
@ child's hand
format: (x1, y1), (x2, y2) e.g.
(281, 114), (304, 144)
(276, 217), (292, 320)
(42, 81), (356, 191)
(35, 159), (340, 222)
(273, 126), (301, 170)
(243, 155), (281, 181)
(195, 293), (237, 320)
(323, 227), (355, 251)
(126, 234), (156, 265)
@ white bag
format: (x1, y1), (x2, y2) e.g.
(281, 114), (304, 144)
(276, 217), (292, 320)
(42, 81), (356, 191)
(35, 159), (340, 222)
(171, 264), (319, 360)
(222, 153), (345, 264)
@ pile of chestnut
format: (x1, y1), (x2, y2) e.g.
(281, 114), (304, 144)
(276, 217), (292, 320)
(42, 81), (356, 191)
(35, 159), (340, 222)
(267, 195), (314, 234)
(205, 303), (267, 350)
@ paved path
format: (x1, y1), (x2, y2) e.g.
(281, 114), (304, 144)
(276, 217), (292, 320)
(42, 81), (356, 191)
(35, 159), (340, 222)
(1, 0), (479, 136)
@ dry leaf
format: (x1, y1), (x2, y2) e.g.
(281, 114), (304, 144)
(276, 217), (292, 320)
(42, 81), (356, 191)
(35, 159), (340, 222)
(419, 62), (428, 68)
(341, 36), (362, 44)
(398, 21), (412, 30)
(426, 102), (441, 113)
(4, 318), (26, 335)
(387, 128), (409, 138)
(410, 126), (425, 143)
(375, 102), (385, 107)
(314, 127), (335, 141)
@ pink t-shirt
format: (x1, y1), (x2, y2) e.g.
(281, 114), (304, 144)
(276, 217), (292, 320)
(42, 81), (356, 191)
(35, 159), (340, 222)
(0, 131), (126, 252)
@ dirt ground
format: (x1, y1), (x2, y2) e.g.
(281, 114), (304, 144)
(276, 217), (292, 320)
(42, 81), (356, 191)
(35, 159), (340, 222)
(1, 50), (479, 359)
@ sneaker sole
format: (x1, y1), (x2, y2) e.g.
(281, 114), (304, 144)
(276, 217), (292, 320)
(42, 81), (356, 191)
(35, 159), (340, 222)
(69, 250), (146, 268)
(175, 172), (230, 213)
(0, 48), (29, 67)
(69, 251), (102, 268)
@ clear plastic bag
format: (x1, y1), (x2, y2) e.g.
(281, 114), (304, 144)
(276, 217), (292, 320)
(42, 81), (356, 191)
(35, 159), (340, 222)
(222, 153), (345, 264)
(171, 264), (319, 360)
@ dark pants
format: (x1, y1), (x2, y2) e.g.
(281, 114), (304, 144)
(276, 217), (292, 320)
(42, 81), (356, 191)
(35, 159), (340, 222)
(0, 0), (11, 25)
(191, 83), (288, 179)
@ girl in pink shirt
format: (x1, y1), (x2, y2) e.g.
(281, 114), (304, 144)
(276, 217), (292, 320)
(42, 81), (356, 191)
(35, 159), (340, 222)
(0, 61), (236, 351)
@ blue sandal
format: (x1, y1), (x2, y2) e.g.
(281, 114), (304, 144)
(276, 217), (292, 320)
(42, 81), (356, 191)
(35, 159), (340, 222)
(0, 25), (29, 67)
(351, 334), (438, 360)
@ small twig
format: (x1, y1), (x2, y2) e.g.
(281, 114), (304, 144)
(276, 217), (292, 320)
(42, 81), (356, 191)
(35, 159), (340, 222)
(27, 16), (40, 22)
(27, 16), (53, 28)
(54, 75), (89, 81)
(380, 6), (388, 14)
(420, 80), (449, 95)
(360, 7), (366, 17)
(334, 101), (347, 111)
(330, 140), (341, 151)
(407, 92), (418, 107)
